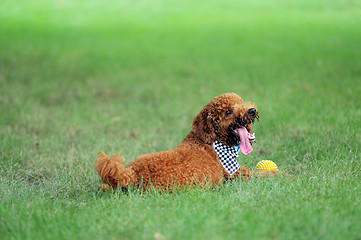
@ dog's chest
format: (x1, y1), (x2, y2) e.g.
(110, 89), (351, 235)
(212, 140), (240, 175)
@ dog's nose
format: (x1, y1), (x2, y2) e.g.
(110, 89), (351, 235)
(248, 108), (257, 117)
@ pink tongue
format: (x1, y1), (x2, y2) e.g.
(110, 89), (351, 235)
(237, 127), (253, 155)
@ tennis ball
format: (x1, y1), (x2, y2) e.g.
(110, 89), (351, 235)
(255, 160), (278, 172)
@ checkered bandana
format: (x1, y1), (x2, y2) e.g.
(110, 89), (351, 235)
(212, 140), (240, 175)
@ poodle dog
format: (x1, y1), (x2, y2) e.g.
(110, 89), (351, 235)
(95, 93), (260, 191)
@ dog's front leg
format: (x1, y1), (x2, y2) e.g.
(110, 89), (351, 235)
(223, 165), (251, 181)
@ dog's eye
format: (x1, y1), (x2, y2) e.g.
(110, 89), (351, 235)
(225, 109), (233, 116)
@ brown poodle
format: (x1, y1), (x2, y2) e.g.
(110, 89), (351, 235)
(95, 93), (261, 191)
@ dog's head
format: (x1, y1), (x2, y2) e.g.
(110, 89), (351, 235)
(192, 93), (259, 148)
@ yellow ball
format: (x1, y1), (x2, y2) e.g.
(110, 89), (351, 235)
(255, 160), (278, 172)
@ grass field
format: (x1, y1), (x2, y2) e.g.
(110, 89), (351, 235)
(1, 0), (361, 239)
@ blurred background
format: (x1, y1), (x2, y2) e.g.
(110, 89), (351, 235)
(1, 0), (360, 166)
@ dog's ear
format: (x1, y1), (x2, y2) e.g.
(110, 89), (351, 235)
(192, 106), (217, 144)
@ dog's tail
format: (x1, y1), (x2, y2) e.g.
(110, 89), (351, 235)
(95, 151), (136, 189)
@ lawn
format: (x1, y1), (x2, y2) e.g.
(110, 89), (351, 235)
(1, 0), (361, 239)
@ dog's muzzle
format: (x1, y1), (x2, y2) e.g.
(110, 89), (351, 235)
(247, 108), (257, 117)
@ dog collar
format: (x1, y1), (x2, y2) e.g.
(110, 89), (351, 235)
(212, 140), (240, 175)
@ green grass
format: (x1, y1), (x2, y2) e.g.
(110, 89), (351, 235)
(1, 0), (361, 239)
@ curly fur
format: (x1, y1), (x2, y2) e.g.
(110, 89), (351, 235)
(95, 93), (260, 191)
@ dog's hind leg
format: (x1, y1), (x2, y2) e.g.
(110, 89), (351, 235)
(95, 151), (136, 190)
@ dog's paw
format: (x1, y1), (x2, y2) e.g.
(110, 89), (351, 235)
(98, 184), (112, 192)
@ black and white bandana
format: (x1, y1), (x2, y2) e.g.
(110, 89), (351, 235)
(212, 140), (240, 175)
